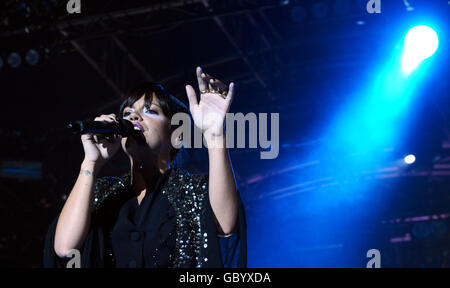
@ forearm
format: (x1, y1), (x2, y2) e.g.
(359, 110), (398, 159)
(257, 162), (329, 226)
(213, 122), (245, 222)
(54, 160), (101, 257)
(206, 134), (239, 235)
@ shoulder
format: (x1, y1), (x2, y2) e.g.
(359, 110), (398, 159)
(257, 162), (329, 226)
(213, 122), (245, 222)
(166, 168), (208, 190)
(163, 168), (209, 204)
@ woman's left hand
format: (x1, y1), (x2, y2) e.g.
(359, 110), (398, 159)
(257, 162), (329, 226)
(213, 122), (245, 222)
(185, 67), (234, 139)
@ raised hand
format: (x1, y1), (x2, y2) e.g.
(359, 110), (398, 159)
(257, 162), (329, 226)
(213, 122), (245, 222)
(185, 67), (235, 139)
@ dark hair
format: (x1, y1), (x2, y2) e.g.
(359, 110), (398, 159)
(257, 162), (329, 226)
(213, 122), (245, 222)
(118, 82), (189, 163)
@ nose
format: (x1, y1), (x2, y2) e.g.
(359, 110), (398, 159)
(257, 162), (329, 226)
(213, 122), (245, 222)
(128, 112), (142, 121)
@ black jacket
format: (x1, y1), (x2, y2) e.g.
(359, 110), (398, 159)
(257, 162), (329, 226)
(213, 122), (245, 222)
(43, 168), (246, 268)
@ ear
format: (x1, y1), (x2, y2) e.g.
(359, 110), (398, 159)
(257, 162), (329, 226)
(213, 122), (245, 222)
(177, 132), (183, 144)
(171, 131), (183, 147)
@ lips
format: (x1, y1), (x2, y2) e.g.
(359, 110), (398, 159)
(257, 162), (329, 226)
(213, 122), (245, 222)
(132, 122), (144, 133)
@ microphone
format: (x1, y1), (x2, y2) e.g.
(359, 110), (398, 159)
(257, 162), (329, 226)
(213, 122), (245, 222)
(67, 119), (136, 137)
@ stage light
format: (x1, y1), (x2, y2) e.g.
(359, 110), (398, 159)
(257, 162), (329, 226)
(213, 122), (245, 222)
(412, 222), (431, 239)
(7, 52), (21, 68)
(404, 154), (416, 164)
(25, 49), (40, 65)
(402, 25), (438, 75)
(430, 220), (447, 237)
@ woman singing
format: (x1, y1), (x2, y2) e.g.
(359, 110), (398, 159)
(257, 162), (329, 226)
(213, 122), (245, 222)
(43, 67), (246, 268)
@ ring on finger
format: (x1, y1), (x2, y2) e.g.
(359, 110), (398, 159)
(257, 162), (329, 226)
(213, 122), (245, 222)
(213, 89), (227, 99)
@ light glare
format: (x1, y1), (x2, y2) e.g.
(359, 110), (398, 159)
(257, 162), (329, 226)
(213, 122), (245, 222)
(401, 25), (438, 75)
(404, 154), (416, 165)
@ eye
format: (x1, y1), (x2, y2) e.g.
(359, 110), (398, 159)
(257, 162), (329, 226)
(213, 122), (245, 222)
(123, 111), (131, 118)
(144, 106), (158, 115)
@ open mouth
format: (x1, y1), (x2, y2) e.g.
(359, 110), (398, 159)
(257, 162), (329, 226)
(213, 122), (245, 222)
(132, 123), (144, 133)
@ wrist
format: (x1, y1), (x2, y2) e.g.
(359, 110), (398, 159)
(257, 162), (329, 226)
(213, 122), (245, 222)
(205, 133), (226, 150)
(81, 159), (104, 176)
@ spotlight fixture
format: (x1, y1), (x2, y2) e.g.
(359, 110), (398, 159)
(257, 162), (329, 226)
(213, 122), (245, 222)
(402, 25), (439, 75)
(404, 154), (416, 165)
(7, 52), (21, 68)
(25, 49), (40, 65)
(412, 221), (431, 239)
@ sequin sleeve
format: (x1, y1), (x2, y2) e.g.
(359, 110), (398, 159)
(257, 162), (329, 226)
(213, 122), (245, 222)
(188, 173), (240, 237)
(189, 172), (247, 268)
(92, 174), (130, 213)
(44, 175), (130, 268)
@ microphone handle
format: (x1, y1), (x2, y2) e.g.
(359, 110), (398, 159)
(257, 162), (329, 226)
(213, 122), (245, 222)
(67, 119), (134, 136)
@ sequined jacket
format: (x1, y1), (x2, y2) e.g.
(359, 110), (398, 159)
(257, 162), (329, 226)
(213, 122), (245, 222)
(43, 168), (247, 268)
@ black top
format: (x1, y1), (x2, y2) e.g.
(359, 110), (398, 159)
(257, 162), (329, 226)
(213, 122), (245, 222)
(109, 170), (176, 267)
(43, 168), (246, 268)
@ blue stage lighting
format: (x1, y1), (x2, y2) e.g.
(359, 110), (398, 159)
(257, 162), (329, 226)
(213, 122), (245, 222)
(402, 25), (438, 75)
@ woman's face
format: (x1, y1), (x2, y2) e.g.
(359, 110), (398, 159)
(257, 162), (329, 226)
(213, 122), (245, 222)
(120, 94), (172, 160)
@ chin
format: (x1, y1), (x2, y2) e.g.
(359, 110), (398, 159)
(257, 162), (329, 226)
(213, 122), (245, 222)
(123, 136), (157, 154)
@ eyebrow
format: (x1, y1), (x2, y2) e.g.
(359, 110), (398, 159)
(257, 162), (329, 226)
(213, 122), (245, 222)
(149, 102), (161, 108)
(124, 101), (161, 112)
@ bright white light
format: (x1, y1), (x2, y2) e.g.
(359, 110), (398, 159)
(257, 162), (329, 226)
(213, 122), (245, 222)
(402, 25), (438, 75)
(404, 154), (416, 164)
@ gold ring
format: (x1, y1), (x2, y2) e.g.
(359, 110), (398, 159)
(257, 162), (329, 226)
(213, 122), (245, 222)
(211, 89), (227, 99)
(201, 89), (227, 99)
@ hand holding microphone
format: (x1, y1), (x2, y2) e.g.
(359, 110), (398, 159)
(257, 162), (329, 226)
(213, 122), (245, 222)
(71, 114), (128, 165)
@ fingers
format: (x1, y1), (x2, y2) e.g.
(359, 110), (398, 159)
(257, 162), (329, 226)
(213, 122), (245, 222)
(200, 73), (216, 91)
(91, 113), (121, 144)
(199, 68), (226, 92)
(105, 134), (122, 144)
(196, 67), (209, 92)
(226, 82), (235, 106)
(195, 67), (234, 102)
(94, 113), (118, 123)
(207, 77), (228, 93)
(91, 133), (121, 144)
(185, 84), (198, 110)
(198, 68), (228, 96)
